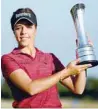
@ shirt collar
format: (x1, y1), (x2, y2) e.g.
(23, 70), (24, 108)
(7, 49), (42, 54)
(12, 47), (40, 55)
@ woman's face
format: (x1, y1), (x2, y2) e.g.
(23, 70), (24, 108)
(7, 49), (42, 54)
(14, 20), (37, 47)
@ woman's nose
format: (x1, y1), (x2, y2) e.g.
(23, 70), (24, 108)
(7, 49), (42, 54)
(21, 26), (27, 34)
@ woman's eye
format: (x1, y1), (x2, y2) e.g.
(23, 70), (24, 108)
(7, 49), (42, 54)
(26, 25), (32, 28)
(15, 27), (20, 30)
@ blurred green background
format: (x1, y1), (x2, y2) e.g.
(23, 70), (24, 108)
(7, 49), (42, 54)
(1, 77), (98, 108)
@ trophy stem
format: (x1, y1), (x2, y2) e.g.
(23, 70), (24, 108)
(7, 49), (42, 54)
(70, 3), (88, 47)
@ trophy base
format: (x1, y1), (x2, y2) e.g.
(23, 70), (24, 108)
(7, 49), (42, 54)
(77, 60), (98, 68)
(77, 45), (98, 68)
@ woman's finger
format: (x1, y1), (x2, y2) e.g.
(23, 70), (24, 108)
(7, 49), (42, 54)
(77, 64), (92, 70)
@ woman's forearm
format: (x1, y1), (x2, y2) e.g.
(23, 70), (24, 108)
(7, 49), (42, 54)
(28, 69), (69, 95)
(73, 70), (86, 94)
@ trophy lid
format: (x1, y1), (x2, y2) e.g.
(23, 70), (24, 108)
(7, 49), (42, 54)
(70, 3), (85, 25)
(70, 3), (85, 15)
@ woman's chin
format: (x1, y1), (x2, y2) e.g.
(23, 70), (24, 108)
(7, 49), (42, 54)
(19, 43), (29, 47)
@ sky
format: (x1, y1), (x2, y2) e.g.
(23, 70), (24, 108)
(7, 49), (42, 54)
(1, 0), (98, 78)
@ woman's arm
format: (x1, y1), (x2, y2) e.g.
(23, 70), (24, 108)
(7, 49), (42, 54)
(9, 59), (91, 95)
(60, 70), (86, 94)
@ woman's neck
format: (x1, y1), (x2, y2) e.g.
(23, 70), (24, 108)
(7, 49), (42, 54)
(19, 45), (36, 58)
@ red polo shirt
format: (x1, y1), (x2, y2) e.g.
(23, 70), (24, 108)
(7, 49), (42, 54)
(1, 48), (64, 108)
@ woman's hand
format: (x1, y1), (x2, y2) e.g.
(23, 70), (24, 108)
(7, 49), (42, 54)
(66, 59), (92, 76)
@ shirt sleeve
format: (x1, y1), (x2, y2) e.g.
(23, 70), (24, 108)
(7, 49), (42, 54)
(51, 53), (65, 73)
(1, 55), (21, 79)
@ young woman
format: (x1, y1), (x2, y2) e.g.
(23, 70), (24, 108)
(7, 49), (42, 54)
(1, 8), (91, 108)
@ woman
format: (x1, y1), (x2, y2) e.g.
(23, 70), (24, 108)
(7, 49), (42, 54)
(1, 8), (91, 108)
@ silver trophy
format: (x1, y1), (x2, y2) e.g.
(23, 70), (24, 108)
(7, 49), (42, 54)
(70, 3), (98, 67)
